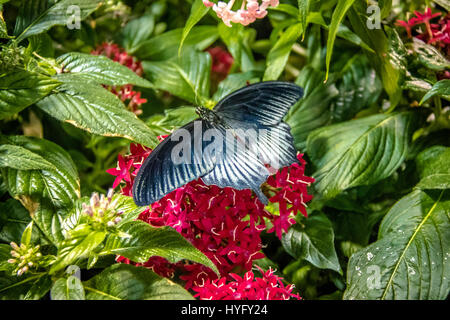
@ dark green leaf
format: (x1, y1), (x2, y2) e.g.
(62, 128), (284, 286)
(416, 146), (450, 189)
(264, 23), (302, 81)
(134, 26), (218, 60)
(0, 144), (55, 170)
(56, 53), (154, 88)
(36, 77), (159, 148)
(344, 189), (450, 300)
(420, 80), (450, 105)
(307, 112), (416, 199)
(0, 71), (60, 120)
(121, 14), (155, 52)
(142, 50), (211, 104)
(412, 38), (450, 71)
(100, 220), (219, 276)
(83, 264), (193, 300)
(282, 212), (341, 273)
(1, 136), (80, 210)
(15, 0), (102, 42)
(51, 276), (85, 300)
(325, 0), (356, 81)
(179, 0), (210, 56)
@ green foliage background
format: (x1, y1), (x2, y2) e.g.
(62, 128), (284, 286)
(0, 0), (449, 300)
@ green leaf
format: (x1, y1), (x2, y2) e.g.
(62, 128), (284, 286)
(179, 0), (210, 56)
(83, 264), (193, 300)
(142, 50), (211, 104)
(420, 79), (450, 105)
(263, 23), (302, 81)
(100, 220), (219, 276)
(286, 75), (339, 150)
(15, 0), (102, 42)
(412, 38), (450, 71)
(51, 276), (85, 300)
(432, 0), (450, 11)
(20, 222), (33, 246)
(0, 71), (60, 120)
(56, 53), (154, 88)
(0, 199), (31, 244)
(36, 77), (159, 148)
(344, 189), (450, 300)
(218, 23), (256, 72)
(416, 146), (450, 190)
(0, 274), (46, 300)
(212, 71), (261, 102)
(1, 135), (80, 210)
(298, 0), (311, 39)
(0, 144), (55, 171)
(325, 0), (356, 81)
(282, 212), (341, 273)
(50, 226), (106, 274)
(121, 14), (155, 52)
(307, 112), (416, 199)
(32, 200), (67, 246)
(134, 26), (218, 60)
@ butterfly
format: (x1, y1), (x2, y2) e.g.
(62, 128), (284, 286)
(133, 81), (303, 206)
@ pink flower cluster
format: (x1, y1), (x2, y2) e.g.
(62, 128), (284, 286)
(91, 43), (147, 115)
(108, 137), (313, 298)
(396, 9), (450, 58)
(203, 0), (279, 27)
(193, 266), (301, 300)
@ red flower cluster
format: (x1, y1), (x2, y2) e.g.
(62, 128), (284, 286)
(91, 43), (147, 115)
(207, 46), (234, 81)
(396, 9), (450, 57)
(193, 266), (301, 300)
(108, 138), (314, 298)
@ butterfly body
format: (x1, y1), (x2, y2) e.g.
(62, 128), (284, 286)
(133, 81), (303, 206)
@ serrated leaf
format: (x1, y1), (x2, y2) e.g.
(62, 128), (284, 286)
(83, 264), (193, 300)
(142, 50), (211, 104)
(1, 136), (80, 210)
(56, 52), (153, 88)
(307, 112), (416, 199)
(344, 189), (450, 300)
(416, 146), (450, 189)
(432, 0), (450, 11)
(50, 226), (106, 274)
(179, 0), (210, 56)
(263, 23), (302, 81)
(0, 71), (60, 120)
(36, 77), (159, 148)
(0, 144), (55, 170)
(282, 212), (341, 273)
(134, 26), (218, 60)
(420, 79), (450, 105)
(0, 199), (31, 244)
(51, 276), (85, 300)
(121, 14), (155, 52)
(15, 0), (102, 42)
(100, 220), (219, 276)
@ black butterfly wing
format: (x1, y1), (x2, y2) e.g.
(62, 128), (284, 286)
(133, 120), (218, 206)
(201, 123), (271, 204)
(213, 81), (303, 126)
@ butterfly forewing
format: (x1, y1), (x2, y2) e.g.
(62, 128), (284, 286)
(132, 120), (218, 206)
(213, 81), (303, 126)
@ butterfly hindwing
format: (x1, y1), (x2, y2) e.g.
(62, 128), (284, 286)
(201, 123), (271, 204)
(213, 81), (303, 126)
(133, 120), (218, 206)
